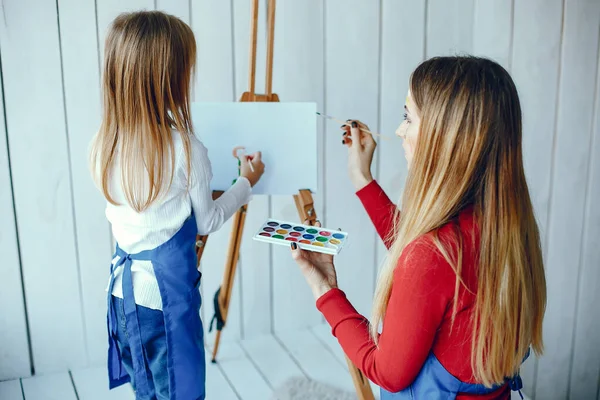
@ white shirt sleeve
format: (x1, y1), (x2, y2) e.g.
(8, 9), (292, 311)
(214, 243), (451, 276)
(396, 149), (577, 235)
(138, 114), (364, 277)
(185, 137), (252, 235)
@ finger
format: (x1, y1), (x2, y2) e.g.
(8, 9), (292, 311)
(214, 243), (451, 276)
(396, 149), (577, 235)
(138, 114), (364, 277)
(343, 136), (353, 148)
(315, 220), (322, 228)
(341, 125), (350, 140)
(349, 119), (369, 131)
(342, 125), (352, 147)
(290, 242), (304, 261)
(252, 151), (262, 161)
(356, 120), (369, 130)
(350, 121), (362, 149)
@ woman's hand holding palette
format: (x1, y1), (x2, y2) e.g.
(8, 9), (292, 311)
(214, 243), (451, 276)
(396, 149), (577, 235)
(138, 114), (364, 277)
(253, 219), (348, 255)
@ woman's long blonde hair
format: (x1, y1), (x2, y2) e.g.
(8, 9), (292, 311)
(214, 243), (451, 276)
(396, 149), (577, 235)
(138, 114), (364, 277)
(90, 11), (196, 212)
(371, 56), (546, 386)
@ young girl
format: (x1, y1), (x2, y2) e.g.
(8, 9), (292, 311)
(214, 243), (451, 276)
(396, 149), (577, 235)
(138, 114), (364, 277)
(90, 11), (264, 400)
(291, 56), (546, 399)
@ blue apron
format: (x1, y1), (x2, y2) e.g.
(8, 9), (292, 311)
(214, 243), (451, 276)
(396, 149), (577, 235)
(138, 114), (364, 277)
(381, 350), (529, 399)
(106, 213), (205, 399)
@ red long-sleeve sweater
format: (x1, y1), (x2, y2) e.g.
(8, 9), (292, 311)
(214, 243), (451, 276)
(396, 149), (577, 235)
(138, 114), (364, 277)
(316, 180), (509, 399)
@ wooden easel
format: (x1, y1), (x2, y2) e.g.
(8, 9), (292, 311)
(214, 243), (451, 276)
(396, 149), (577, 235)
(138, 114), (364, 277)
(195, 1), (375, 399)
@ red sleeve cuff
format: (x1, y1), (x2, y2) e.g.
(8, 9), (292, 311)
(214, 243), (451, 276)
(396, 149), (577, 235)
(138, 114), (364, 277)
(355, 179), (383, 200)
(316, 288), (361, 328)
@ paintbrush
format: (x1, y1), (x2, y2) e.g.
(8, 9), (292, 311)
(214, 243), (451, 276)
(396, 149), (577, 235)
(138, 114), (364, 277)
(316, 112), (393, 141)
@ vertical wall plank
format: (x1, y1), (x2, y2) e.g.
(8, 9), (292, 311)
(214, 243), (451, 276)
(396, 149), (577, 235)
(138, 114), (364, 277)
(536, 1), (600, 399)
(156, 0), (190, 22)
(232, 0), (272, 339)
(191, 0), (245, 343)
(191, 1), (235, 103)
(472, 0), (513, 68)
(57, 0), (109, 366)
(511, 0), (563, 394)
(325, 0), (380, 317)
(511, 0), (563, 248)
(0, 26), (31, 380)
(0, 0), (86, 372)
(569, 32), (600, 398)
(426, 0), (475, 57)
(376, 0), (426, 279)
(270, 0), (325, 332)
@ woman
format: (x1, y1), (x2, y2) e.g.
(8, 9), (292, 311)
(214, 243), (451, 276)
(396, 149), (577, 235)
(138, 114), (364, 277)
(290, 56), (546, 399)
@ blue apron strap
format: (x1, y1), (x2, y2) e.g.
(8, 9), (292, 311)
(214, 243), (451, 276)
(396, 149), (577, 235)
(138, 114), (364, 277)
(107, 255), (127, 383)
(121, 257), (153, 397)
(106, 257), (124, 337)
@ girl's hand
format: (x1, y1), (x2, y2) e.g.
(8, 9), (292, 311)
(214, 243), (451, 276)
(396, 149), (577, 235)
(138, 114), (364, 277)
(341, 120), (376, 191)
(240, 151), (265, 187)
(290, 220), (338, 300)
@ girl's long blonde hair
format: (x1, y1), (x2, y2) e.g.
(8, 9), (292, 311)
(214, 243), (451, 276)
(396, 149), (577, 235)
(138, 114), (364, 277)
(371, 56), (546, 386)
(90, 11), (196, 212)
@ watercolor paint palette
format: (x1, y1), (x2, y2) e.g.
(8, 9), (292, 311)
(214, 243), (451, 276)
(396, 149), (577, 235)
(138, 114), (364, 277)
(253, 219), (349, 255)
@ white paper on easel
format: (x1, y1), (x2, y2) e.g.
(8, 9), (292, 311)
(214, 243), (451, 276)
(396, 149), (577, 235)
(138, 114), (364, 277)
(191, 102), (318, 195)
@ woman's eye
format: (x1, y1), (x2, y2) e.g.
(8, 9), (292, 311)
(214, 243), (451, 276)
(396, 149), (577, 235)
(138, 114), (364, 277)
(403, 113), (411, 123)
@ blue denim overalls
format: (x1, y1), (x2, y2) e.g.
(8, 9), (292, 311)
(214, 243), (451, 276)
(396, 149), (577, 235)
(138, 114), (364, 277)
(106, 213), (205, 399)
(381, 350), (529, 399)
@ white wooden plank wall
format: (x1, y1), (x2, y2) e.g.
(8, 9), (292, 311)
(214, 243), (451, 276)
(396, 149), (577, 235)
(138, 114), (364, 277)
(325, 0), (380, 318)
(0, 21), (30, 379)
(58, 0), (109, 368)
(510, 0), (564, 393)
(271, 0), (324, 331)
(191, 0), (245, 343)
(376, 0), (424, 278)
(0, 0), (87, 374)
(537, 1), (600, 399)
(233, 0), (272, 340)
(1, 1), (599, 398)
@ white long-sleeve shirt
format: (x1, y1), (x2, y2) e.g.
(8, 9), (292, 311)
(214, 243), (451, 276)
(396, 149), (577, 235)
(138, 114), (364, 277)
(103, 131), (251, 310)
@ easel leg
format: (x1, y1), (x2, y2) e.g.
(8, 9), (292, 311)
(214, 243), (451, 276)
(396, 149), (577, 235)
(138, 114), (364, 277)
(211, 330), (222, 363)
(210, 204), (247, 362)
(195, 234), (209, 266)
(195, 191), (224, 270)
(346, 355), (376, 400)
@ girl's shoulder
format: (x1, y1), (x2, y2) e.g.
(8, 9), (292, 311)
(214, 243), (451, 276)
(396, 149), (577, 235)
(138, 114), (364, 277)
(171, 130), (208, 161)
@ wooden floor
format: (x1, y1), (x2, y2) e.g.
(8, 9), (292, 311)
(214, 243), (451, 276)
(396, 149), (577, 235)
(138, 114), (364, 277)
(0, 325), (380, 400)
